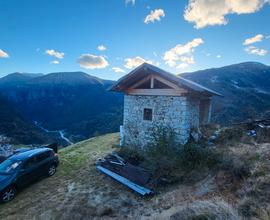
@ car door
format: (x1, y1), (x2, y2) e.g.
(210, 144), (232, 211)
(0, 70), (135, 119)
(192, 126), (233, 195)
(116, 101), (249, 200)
(35, 152), (50, 176)
(17, 156), (39, 187)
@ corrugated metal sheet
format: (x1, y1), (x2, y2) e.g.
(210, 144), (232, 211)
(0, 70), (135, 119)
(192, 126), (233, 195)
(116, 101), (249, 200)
(97, 165), (153, 196)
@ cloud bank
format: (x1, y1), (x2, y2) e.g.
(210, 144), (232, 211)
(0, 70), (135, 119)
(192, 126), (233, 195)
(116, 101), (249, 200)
(163, 38), (204, 68)
(144, 9), (165, 24)
(184, 0), (269, 29)
(243, 34), (264, 45)
(245, 46), (267, 56)
(97, 45), (107, 51)
(50, 60), (60, 64)
(0, 49), (9, 58)
(78, 54), (109, 69)
(112, 67), (126, 73)
(45, 49), (64, 59)
(124, 56), (153, 69)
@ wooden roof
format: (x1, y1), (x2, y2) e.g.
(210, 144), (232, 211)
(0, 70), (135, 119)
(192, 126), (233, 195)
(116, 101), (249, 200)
(109, 63), (222, 97)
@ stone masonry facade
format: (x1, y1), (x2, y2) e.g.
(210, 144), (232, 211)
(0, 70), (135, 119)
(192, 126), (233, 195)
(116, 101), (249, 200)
(122, 95), (201, 148)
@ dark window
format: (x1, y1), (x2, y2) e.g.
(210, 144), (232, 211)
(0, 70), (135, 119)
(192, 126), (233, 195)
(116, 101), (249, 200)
(36, 151), (51, 163)
(143, 108), (152, 121)
(23, 157), (37, 169)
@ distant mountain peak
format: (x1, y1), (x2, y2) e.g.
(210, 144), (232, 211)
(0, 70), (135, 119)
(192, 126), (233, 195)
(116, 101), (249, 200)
(0, 72), (43, 85)
(181, 61), (270, 124)
(32, 71), (105, 85)
(224, 61), (269, 70)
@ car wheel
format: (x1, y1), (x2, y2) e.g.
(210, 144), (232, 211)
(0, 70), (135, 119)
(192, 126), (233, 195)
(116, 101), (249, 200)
(1, 186), (16, 203)
(48, 164), (56, 176)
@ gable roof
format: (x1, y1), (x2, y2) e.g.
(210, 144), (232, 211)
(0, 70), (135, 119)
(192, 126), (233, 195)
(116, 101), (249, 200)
(109, 63), (222, 97)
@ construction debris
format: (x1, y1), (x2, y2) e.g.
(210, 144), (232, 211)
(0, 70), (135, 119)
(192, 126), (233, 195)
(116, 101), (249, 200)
(96, 153), (153, 196)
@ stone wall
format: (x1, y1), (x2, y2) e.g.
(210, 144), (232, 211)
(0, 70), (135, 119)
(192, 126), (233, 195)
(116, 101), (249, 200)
(122, 95), (201, 148)
(187, 97), (200, 129)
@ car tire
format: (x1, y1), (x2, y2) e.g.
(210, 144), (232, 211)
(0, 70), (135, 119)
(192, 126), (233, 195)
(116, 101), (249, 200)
(48, 164), (56, 177)
(1, 186), (17, 203)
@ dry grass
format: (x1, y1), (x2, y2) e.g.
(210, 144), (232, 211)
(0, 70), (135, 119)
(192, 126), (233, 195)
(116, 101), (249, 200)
(0, 132), (269, 220)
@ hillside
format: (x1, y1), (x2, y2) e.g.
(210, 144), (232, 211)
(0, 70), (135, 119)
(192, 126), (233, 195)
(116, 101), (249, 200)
(0, 95), (53, 144)
(0, 72), (123, 143)
(1, 132), (269, 219)
(182, 62), (270, 125)
(0, 62), (270, 144)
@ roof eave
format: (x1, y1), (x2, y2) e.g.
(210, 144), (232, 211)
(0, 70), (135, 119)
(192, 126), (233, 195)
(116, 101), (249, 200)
(108, 62), (223, 97)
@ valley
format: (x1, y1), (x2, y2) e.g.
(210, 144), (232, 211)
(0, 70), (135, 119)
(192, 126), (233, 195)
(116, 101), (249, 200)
(35, 122), (73, 145)
(0, 62), (269, 146)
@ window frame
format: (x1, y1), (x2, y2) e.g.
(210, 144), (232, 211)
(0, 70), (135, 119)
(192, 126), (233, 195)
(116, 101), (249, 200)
(143, 108), (153, 121)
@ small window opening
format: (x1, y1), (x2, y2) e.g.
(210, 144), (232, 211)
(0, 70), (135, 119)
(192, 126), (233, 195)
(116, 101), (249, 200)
(143, 108), (152, 121)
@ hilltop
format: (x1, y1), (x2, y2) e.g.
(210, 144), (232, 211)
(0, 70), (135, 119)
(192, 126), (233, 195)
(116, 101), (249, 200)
(1, 131), (269, 219)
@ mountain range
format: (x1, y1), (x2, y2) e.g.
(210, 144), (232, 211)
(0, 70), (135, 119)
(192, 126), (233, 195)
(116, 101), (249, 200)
(0, 62), (269, 145)
(0, 71), (123, 144)
(182, 62), (270, 125)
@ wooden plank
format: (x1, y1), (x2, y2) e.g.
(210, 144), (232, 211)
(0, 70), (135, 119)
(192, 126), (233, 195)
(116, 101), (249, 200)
(150, 75), (154, 89)
(153, 75), (181, 90)
(126, 88), (187, 96)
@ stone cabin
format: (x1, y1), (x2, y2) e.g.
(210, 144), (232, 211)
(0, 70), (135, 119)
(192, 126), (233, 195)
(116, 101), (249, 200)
(110, 63), (221, 147)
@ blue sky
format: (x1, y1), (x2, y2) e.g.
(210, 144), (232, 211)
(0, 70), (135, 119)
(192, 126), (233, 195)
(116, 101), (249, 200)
(0, 0), (269, 80)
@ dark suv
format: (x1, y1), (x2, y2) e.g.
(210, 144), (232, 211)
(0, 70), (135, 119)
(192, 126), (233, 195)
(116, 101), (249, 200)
(0, 148), (59, 203)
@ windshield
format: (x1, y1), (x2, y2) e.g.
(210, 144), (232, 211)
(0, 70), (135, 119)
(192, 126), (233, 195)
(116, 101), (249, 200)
(0, 159), (22, 174)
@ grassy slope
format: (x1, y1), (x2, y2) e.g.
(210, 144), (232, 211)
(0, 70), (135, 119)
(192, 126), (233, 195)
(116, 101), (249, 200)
(0, 133), (120, 219)
(1, 132), (269, 220)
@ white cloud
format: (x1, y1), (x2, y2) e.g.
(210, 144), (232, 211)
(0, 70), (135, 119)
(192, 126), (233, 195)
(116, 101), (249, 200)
(0, 49), (9, 58)
(124, 56), (153, 69)
(51, 60), (60, 64)
(177, 63), (189, 69)
(217, 54), (222, 58)
(144, 9), (165, 24)
(245, 46), (267, 56)
(97, 45), (107, 51)
(125, 0), (135, 6)
(163, 38), (204, 67)
(184, 0), (268, 29)
(45, 49), (64, 59)
(78, 54), (109, 69)
(243, 34), (264, 45)
(112, 67), (126, 73)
